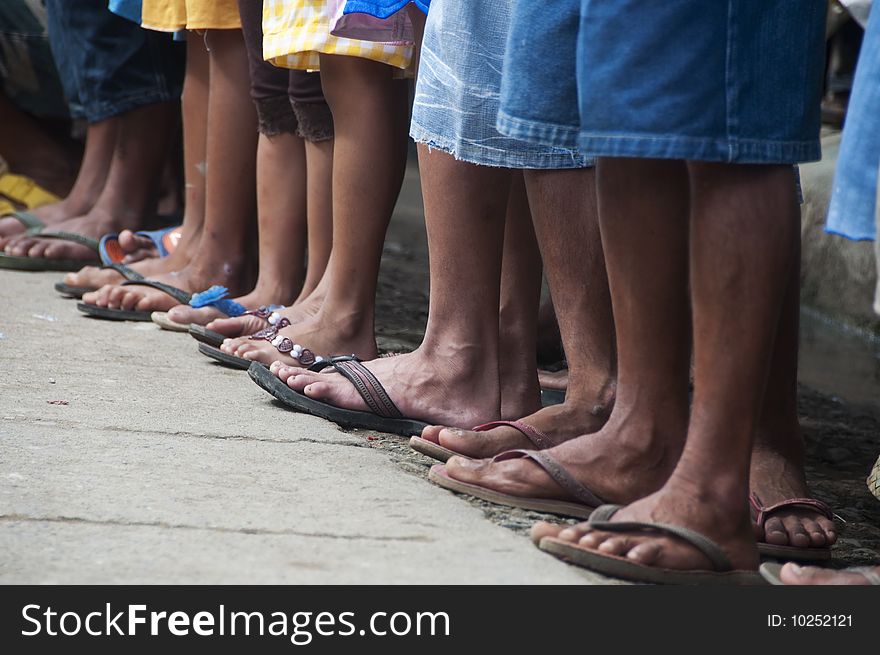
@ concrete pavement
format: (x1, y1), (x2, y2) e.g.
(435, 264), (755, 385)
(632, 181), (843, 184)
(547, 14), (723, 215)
(0, 270), (607, 584)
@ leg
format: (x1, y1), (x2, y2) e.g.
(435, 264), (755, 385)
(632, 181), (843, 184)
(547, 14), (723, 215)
(573, 163), (798, 574)
(222, 54), (406, 362)
(65, 34), (209, 289)
(422, 166), (618, 457)
(0, 118), (116, 241)
(12, 100), (179, 261)
(496, 171), (543, 419)
(272, 146), (511, 428)
(441, 159), (686, 496)
(749, 232), (837, 549)
(85, 28), (258, 313)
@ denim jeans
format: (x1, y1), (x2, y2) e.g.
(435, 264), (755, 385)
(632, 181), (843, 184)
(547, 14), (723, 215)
(0, 0), (68, 119)
(826, 3), (880, 242)
(410, 0), (586, 169)
(573, 0), (826, 163)
(46, 0), (184, 123)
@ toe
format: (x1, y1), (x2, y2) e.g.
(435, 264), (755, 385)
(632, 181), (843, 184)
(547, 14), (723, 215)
(626, 540), (663, 565)
(530, 521), (566, 545)
(762, 517), (789, 546)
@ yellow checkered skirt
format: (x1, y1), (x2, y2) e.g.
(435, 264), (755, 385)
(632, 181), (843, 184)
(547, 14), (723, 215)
(263, 0), (413, 71)
(141, 0), (242, 32)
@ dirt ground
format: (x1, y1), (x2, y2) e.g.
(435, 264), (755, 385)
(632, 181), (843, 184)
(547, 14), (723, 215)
(374, 163), (880, 568)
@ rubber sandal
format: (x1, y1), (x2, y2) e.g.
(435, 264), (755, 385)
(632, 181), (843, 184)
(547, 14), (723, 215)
(151, 312), (190, 332)
(759, 561), (880, 586)
(98, 226), (181, 265)
(54, 262), (145, 299)
(750, 493), (835, 561)
(198, 342), (265, 370)
(539, 505), (764, 585)
(149, 288), (282, 333)
(189, 324), (226, 347)
(0, 229), (100, 271)
(54, 282), (95, 298)
(410, 420), (554, 463)
(248, 359), (431, 437)
(428, 449), (602, 518)
(77, 279), (190, 322)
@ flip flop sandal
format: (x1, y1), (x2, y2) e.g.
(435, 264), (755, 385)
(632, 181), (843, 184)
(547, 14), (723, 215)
(77, 279), (190, 322)
(539, 504), (764, 585)
(151, 289), (283, 332)
(54, 282), (96, 298)
(410, 420), (554, 463)
(151, 311), (190, 332)
(428, 449), (602, 518)
(198, 342), (268, 370)
(540, 388), (566, 406)
(248, 358), (431, 438)
(189, 324), (227, 347)
(0, 229), (100, 271)
(759, 561), (880, 586)
(749, 493), (835, 561)
(98, 226), (181, 265)
(54, 262), (145, 299)
(195, 312), (299, 368)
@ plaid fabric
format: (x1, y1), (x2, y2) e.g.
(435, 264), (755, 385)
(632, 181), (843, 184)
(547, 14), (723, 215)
(263, 0), (412, 70)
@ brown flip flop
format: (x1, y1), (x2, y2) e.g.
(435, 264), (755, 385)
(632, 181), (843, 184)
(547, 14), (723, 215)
(750, 493), (834, 561)
(539, 504), (764, 585)
(410, 420), (554, 462)
(427, 449), (603, 518)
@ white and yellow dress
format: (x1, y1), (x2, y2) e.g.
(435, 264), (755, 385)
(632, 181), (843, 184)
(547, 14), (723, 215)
(263, 0), (412, 71)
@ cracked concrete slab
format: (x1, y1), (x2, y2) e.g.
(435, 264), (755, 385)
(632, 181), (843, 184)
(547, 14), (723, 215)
(0, 270), (607, 584)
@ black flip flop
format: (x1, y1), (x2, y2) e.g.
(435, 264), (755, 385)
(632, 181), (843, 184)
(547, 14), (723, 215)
(76, 279), (190, 322)
(248, 359), (430, 438)
(0, 230), (101, 271)
(54, 282), (95, 298)
(197, 342), (266, 370)
(189, 324), (226, 347)
(54, 262), (144, 299)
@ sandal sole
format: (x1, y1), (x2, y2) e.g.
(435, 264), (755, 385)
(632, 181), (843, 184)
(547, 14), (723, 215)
(248, 361), (430, 438)
(427, 465), (594, 519)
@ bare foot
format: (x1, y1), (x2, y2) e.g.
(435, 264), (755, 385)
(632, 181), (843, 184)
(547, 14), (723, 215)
(749, 430), (837, 550)
(0, 194), (95, 243)
(206, 286), (325, 338)
(82, 261), (249, 313)
(270, 346), (511, 428)
(4, 207), (125, 261)
(222, 307), (377, 366)
(777, 563), (880, 585)
(419, 396), (611, 460)
(541, 480), (759, 574)
(437, 405), (683, 507)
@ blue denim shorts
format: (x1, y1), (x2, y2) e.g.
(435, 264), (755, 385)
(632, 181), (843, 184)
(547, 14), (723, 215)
(46, 0), (184, 123)
(826, 3), (880, 242)
(410, 0), (586, 169)
(573, 0), (826, 163)
(496, 0), (582, 151)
